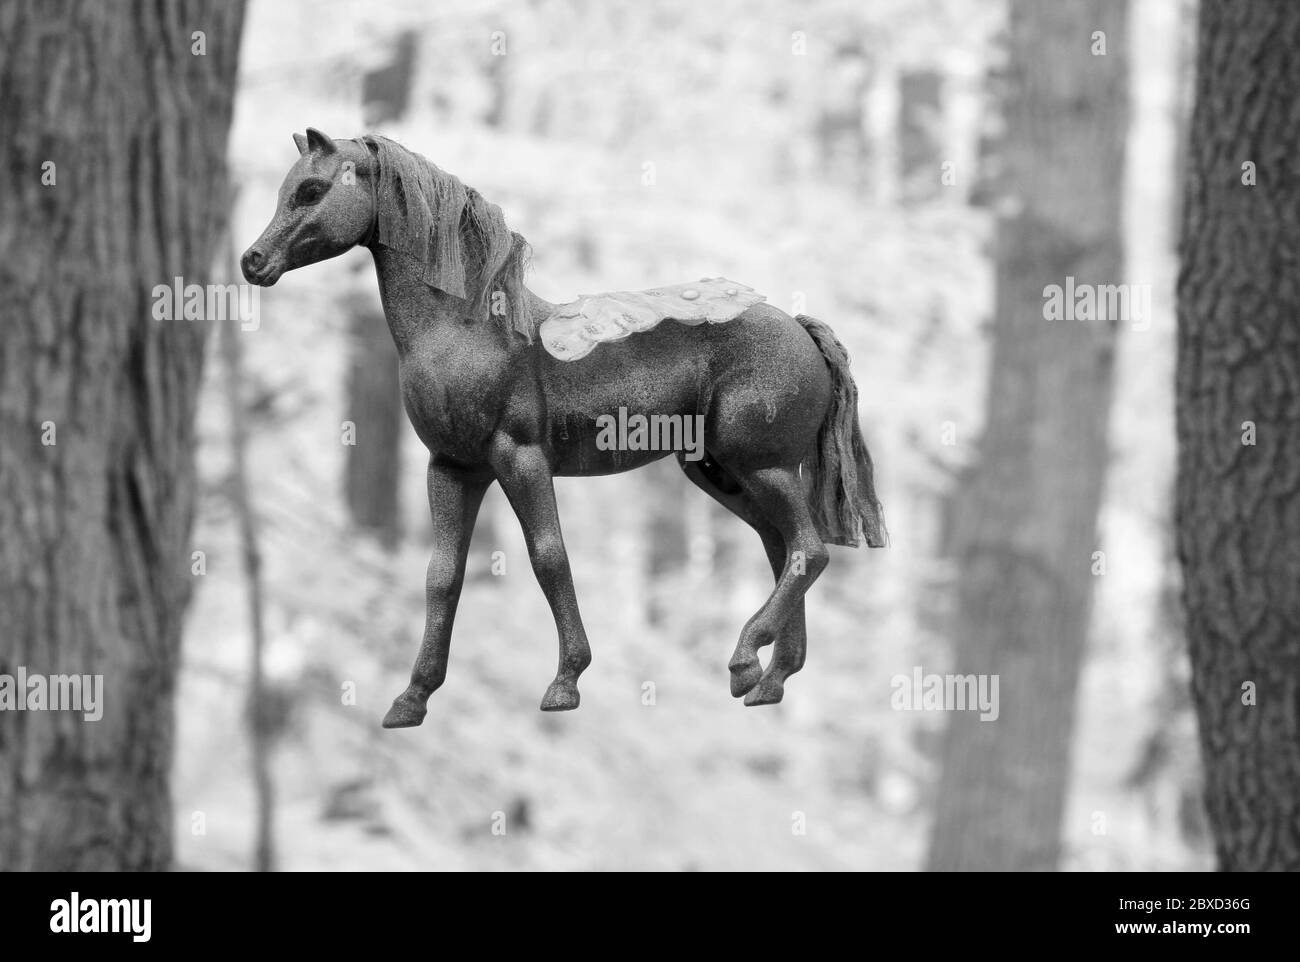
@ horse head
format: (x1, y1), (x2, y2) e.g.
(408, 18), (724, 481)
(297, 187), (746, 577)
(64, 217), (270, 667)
(241, 127), (376, 286)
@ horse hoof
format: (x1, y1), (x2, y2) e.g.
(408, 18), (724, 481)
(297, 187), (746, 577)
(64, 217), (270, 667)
(743, 677), (785, 707)
(540, 682), (580, 712)
(729, 661), (762, 697)
(382, 693), (428, 729)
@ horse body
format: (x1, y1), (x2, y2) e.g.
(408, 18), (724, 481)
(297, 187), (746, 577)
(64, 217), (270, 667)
(241, 129), (883, 725)
(540, 303), (832, 478)
(378, 237), (829, 479)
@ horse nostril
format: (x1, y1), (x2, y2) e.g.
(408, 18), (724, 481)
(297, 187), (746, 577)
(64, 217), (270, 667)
(244, 249), (265, 270)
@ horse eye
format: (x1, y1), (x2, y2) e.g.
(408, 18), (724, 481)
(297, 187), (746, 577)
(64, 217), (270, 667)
(295, 181), (327, 206)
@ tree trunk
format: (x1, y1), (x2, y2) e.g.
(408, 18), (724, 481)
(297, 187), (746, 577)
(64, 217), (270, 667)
(0, 0), (245, 871)
(925, 0), (1128, 871)
(342, 289), (403, 550)
(362, 30), (418, 126)
(341, 34), (419, 549)
(644, 462), (690, 627)
(218, 256), (276, 873)
(1176, 0), (1300, 871)
(898, 68), (944, 205)
(814, 41), (873, 197)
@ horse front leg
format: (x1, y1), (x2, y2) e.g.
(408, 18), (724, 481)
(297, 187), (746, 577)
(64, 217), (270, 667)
(490, 436), (592, 711)
(382, 457), (491, 729)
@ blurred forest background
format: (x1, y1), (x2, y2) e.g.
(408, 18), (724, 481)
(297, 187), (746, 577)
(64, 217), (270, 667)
(4, 0), (1231, 872)
(181, 0), (1204, 870)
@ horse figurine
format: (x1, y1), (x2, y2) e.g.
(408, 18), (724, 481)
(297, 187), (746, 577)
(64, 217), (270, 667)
(241, 128), (885, 727)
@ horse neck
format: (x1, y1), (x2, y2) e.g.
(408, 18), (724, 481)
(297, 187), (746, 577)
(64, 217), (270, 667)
(367, 244), (507, 353)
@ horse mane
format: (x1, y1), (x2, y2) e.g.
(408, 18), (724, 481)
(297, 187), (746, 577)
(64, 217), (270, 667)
(361, 134), (534, 340)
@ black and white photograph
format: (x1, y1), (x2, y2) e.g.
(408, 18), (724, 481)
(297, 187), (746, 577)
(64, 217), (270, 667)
(0, 0), (1293, 927)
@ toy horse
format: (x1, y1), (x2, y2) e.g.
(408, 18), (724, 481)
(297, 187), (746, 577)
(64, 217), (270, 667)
(241, 128), (885, 727)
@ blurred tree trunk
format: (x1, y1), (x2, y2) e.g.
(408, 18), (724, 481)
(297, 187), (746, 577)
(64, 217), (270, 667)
(1176, 0), (1300, 871)
(815, 41), (872, 196)
(484, 35), (509, 130)
(344, 33), (419, 550)
(1167, 0), (1197, 247)
(362, 30), (417, 125)
(898, 68), (944, 205)
(0, 0), (245, 870)
(343, 289), (402, 550)
(925, 0), (1128, 871)
(218, 237), (275, 872)
(645, 462), (689, 626)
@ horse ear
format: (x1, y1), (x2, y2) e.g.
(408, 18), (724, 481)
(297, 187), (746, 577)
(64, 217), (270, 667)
(292, 132), (308, 155)
(306, 127), (336, 155)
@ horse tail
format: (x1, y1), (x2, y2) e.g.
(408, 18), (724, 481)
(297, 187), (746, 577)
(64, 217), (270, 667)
(796, 314), (887, 549)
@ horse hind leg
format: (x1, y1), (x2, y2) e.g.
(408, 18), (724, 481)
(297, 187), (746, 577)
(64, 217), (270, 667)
(679, 456), (808, 701)
(727, 464), (828, 706)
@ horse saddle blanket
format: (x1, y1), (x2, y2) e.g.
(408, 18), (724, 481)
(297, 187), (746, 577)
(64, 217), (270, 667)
(540, 277), (766, 361)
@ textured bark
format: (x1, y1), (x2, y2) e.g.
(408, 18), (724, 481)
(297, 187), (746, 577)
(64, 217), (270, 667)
(0, 0), (244, 870)
(925, 0), (1128, 870)
(1176, 0), (1300, 871)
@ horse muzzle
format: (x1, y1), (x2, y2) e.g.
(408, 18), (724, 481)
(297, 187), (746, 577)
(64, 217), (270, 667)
(240, 246), (284, 286)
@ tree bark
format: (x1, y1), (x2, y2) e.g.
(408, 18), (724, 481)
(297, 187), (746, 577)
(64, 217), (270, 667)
(1176, 0), (1300, 871)
(925, 0), (1128, 871)
(0, 0), (245, 871)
